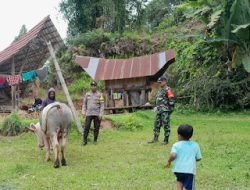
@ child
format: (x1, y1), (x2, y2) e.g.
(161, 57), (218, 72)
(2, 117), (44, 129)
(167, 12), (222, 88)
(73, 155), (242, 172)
(167, 124), (202, 190)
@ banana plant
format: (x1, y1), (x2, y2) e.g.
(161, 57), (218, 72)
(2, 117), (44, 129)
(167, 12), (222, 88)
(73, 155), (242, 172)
(177, 0), (250, 72)
(232, 23), (250, 72)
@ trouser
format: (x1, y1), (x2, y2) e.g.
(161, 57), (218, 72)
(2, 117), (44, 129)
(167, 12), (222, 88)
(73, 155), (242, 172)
(154, 111), (170, 138)
(83, 116), (101, 143)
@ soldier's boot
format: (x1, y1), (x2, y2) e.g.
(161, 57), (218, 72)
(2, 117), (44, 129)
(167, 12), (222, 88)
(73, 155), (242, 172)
(161, 136), (169, 145)
(93, 138), (97, 145)
(148, 134), (159, 144)
(82, 135), (88, 146)
(82, 140), (87, 146)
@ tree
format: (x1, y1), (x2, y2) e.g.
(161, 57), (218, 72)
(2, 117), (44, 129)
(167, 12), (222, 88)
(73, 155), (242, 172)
(59, 0), (98, 35)
(178, 0), (250, 72)
(13, 25), (27, 42)
(59, 0), (149, 34)
(143, 0), (181, 28)
(126, 0), (148, 28)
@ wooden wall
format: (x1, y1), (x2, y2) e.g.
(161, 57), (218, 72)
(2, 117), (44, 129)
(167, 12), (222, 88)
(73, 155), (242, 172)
(105, 77), (147, 91)
(104, 77), (152, 108)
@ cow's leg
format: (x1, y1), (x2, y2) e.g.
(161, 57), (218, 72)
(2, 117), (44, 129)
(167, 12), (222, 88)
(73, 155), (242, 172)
(61, 134), (67, 166)
(45, 137), (51, 161)
(51, 133), (60, 168)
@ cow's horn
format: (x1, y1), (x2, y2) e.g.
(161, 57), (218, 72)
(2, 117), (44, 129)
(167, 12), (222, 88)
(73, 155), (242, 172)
(28, 123), (36, 132)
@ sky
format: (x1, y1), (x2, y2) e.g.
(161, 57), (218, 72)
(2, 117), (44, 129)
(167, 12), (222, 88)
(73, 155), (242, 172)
(0, 0), (67, 51)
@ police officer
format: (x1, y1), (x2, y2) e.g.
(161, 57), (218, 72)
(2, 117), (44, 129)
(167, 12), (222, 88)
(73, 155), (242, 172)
(82, 81), (104, 145)
(148, 76), (175, 145)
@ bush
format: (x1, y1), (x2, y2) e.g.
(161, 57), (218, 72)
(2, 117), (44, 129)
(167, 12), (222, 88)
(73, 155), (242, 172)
(111, 115), (144, 131)
(68, 72), (104, 95)
(0, 113), (27, 136)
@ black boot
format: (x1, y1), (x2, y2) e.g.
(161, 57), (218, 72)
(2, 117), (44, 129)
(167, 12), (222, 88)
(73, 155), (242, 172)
(82, 135), (88, 146)
(93, 132), (98, 145)
(82, 140), (87, 146)
(93, 136), (97, 145)
(162, 137), (169, 145)
(148, 134), (159, 144)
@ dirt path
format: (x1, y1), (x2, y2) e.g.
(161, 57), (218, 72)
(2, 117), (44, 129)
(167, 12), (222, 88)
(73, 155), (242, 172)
(101, 118), (113, 129)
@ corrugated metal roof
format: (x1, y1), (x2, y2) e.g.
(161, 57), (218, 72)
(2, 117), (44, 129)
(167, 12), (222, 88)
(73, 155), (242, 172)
(0, 15), (63, 74)
(75, 50), (175, 81)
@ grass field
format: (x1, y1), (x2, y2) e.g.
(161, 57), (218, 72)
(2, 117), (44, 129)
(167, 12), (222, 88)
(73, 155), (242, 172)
(0, 111), (250, 190)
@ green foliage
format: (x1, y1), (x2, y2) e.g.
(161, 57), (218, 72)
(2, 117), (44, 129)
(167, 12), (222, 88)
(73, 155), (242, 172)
(143, 0), (182, 28)
(207, 9), (223, 29)
(232, 23), (250, 36)
(108, 115), (144, 131)
(13, 25), (27, 42)
(178, 0), (250, 72)
(64, 29), (159, 59)
(59, 0), (101, 35)
(242, 53), (250, 73)
(0, 113), (27, 136)
(68, 72), (104, 95)
(105, 111), (155, 131)
(144, 0), (169, 28)
(59, 0), (149, 34)
(160, 18), (250, 110)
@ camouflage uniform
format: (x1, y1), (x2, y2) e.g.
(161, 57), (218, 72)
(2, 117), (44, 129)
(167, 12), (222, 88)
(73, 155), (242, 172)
(82, 91), (104, 144)
(154, 86), (174, 140)
(148, 82), (175, 144)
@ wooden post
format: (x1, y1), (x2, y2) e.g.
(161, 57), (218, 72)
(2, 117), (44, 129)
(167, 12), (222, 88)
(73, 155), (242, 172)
(122, 90), (126, 106)
(140, 89), (146, 105)
(104, 91), (108, 108)
(125, 91), (129, 106)
(11, 57), (16, 111)
(47, 42), (82, 133)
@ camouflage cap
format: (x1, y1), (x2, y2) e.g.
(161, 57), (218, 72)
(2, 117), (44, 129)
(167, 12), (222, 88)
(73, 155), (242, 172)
(157, 76), (167, 83)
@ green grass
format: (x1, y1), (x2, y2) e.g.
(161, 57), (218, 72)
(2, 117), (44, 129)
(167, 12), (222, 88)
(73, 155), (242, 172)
(0, 111), (250, 190)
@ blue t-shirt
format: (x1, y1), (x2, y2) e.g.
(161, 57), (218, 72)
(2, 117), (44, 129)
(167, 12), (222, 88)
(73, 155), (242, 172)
(171, 141), (202, 175)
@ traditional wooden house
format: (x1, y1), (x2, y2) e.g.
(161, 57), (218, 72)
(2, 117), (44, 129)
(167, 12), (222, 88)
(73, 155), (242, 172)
(75, 50), (175, 112)
(0, 16), (63, 112)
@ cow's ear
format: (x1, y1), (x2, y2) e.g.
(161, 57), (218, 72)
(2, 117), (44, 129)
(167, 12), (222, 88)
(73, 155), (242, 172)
(28, 123), (36, 132)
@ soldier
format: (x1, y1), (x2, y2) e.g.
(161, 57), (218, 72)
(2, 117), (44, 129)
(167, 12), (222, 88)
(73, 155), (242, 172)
(148, 76), (175, 145)
(82, 81), (104, 145)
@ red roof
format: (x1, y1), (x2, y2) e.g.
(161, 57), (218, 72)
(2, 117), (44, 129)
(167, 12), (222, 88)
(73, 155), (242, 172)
(0, 16), (63, 74)
(75, 50), (175, 81)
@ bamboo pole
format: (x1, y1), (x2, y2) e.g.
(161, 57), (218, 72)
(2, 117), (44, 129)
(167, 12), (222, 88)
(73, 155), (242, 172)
(47, 41), (82, 133)
(11, 57), (16, 111)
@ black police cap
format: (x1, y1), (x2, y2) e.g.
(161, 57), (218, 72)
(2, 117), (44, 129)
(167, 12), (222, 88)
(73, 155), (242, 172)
(90, 81), (97, 86)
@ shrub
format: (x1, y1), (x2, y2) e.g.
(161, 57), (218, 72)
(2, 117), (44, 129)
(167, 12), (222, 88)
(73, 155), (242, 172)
(0, 113), (27, 136)
(68, 72), (104, 95)
(111, 115), (144, 131)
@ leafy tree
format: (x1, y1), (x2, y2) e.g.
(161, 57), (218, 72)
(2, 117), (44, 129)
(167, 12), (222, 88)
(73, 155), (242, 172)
(59, 0), (101, 35)
(143, 0), (182, 28)
(13, 25), (27, 42)
(126, 0), (148, 28)
(178, 0), (250, 72)
(59, 0), (149, 34)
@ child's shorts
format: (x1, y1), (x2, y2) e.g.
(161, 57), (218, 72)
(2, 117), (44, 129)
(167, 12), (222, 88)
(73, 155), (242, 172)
(174, 172), (195, 190)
